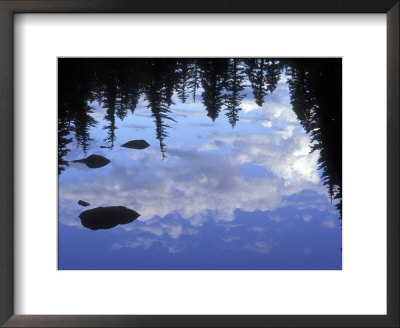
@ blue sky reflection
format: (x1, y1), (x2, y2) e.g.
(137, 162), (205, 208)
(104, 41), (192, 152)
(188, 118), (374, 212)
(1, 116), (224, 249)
(58, 77), (341, 270)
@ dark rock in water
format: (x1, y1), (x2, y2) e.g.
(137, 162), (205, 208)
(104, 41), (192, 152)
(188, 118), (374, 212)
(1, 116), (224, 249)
(72, 154), (110, 168)
(121, 140), (150, 150)
(79, 206), (140, 230)
(78, 200), (90, 207)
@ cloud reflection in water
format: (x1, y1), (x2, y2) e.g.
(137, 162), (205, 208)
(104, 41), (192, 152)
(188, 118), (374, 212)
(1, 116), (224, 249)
(58, 73), (341, 270)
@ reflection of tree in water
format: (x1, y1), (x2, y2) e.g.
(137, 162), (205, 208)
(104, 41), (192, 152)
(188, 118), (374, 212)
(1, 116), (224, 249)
(245, 58), (269, 107)
(285, 59), (342, 218)
(176, 59), (190, 104)
(58, 117), (72, 174)
(58, 58), (342, 218)
(224, 58), (246, 127)
(199, 59), (229, 121)
(102, 77), (118, 148)
(58, 59), (97, 173)
(265, 59), (281, 94)
(188, 60), (201, 102)
(143, 60), (177, 159)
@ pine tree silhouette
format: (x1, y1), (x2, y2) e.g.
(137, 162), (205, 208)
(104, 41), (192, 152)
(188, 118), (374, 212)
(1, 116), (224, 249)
(144, 60), (177, 159)
(224, 58), (246, 127)
(286, 59), (342, 219)
(199, 58), (229, 121)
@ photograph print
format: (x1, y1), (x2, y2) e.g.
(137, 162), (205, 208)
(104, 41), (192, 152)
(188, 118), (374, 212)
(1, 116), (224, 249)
(58, 58), (342, 270)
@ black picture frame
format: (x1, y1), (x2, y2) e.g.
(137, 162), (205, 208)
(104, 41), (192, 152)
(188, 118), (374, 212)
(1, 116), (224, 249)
(0, 1), (398, 327)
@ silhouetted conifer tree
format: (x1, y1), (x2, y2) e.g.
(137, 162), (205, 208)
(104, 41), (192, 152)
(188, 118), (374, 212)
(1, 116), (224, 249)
(161, 60), (178, 107)
(72, 104), (97, 155)
(246, 58), (268, 107)
(58, 117), (72, 174)
(224, 58), (246, 127)
(144, 60), (177, 159)
(188, 60), (201, 102)
(117, 60), (144, 115)
(58, 59), (98, 173)
(103, 77), (118, 149)
(176, 59), (190, 103)
(265, 59), (282, 93)
(287, 59), (342, 219)
(199, 59), (229, 121)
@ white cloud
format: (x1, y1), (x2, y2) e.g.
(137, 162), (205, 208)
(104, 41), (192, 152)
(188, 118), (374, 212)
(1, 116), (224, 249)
(218, 223), (244, 230)
(222, 236), (241, 243)
(139, 225), (164, 236)
(198, 142), (219, 151)
(160, 222), (183, 239)
(244, 241), (272, 254)
(261, 120), (272, 128)
(212, 130), (320, 187)
(60, 125), (325, 228)
(111, 229), (192, 254)
(241, 99), (260, 113)
(170, 108), (206, 118)
(323, 218), (336, 228)
(121, 225), (135, 232)
(112, 236), (157, 250)
(248, 226), (267, 233)
(168, 245), (185, 253)
(88, 101), (106, 121)
(269, 215), (285, 222)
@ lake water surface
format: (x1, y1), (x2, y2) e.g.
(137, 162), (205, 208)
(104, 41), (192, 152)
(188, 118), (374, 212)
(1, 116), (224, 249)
(58, 58), (342, 270)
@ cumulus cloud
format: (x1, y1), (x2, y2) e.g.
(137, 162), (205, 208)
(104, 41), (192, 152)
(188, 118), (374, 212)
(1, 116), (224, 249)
(111, 230), (189, 253)
(241, 99), (260, 113)
(248, 226), (267, 233)
(244, 241), (272, 254)
(269, 215), (285, 222)
(168, 245), (185, 253)
(112, 236), (157, 250)
(139, 225), (164, 236)
(218, 223), (244, 230)
(212, 130), (320, 188)
(169, 108), (206, 118)
(88, 101), (106, 121)
(198, 142), (220, 152)
(323, 218), (336, 229)
(60, 117), (324, 230)
(222, 236), (241, 243)
(261, 120), (272, 128)
(160, 222), (183, 239)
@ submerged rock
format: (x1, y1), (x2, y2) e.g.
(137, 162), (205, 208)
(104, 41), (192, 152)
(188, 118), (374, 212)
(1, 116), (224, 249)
(77, 200), (90, 207)
(121, 140), (150, 150)
(79, 206), (140, 230)
(72, 154), (110, 168)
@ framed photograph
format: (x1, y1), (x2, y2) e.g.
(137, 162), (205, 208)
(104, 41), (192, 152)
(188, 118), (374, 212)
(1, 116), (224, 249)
(1, 1), (398, 327)
(57, 56), (343, 271)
